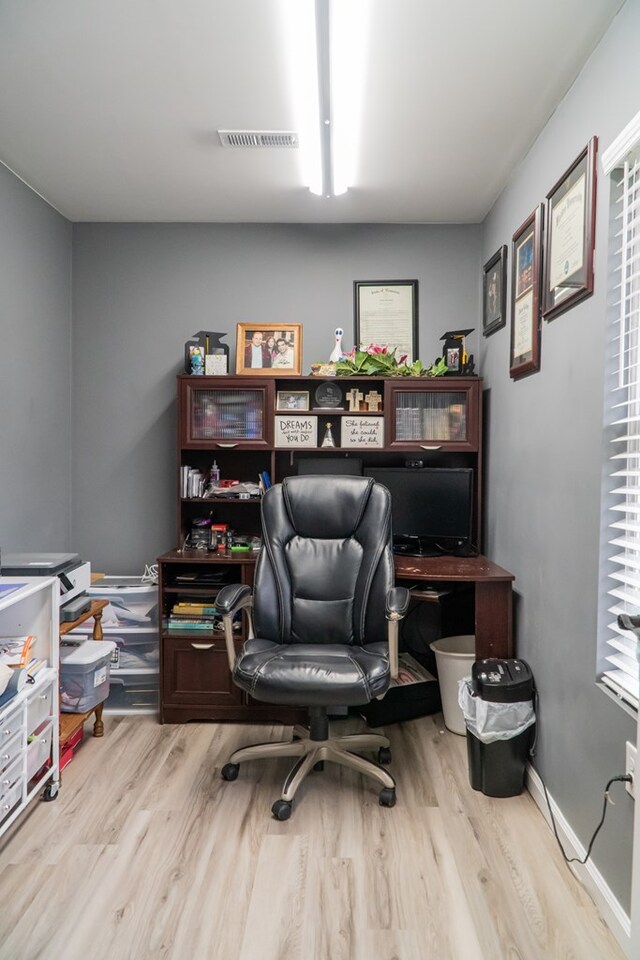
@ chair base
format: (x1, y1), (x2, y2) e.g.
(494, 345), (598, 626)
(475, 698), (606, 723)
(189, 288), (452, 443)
(225, 722), (396, 809)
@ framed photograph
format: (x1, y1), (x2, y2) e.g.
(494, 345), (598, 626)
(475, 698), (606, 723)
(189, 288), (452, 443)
(510, 205), (543, 380)
(482, 245), (507, 336)
(276, 390), (310, 411)
(542, 136), (598, 321)
(354, 280), (418, 363)
(235, 322), (302, 376)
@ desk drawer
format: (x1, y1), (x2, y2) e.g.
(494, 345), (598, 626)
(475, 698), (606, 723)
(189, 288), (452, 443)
(162, 636), (242, 706)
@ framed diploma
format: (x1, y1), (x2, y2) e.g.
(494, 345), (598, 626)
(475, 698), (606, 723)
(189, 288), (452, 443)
(354, 280), (418, 364)
(510, 206), (543, 380)
(542, 136), (598, 321)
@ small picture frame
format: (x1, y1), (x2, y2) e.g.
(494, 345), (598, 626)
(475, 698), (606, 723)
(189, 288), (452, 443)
(276, 390), (310, 411)
(510, 205), (543, 380)
(482, 245), (507, 336)
(235, 323), (303, 376)
(542, 136), (598, 321)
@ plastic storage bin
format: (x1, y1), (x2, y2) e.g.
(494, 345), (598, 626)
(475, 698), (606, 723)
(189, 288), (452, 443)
(429, 635), (476, 734)
(105, 673), (159, 713)
(60, 639), (116, 713)
(65, 626), (159, 673)
(87, 578), (158, 627)
(460, 658), (535, 798)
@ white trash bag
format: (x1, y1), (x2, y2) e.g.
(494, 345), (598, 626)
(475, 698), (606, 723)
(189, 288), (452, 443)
(457, 678), (535, 744)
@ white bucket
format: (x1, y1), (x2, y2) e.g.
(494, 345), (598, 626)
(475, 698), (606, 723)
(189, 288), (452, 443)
(429, 635), (476, 735)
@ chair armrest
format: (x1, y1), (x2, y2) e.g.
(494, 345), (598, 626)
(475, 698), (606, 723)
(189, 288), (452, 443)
(386, 586), (410, 619)
(216, 584), (252, 615)
(216, 584), (254, 670)
(385, 586), (410, 680)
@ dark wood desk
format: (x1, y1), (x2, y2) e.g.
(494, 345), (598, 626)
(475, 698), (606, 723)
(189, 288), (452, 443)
(394, 554), (515, 660)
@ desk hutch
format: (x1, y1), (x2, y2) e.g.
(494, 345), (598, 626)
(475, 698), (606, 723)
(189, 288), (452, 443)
(158, 374), (514, 724)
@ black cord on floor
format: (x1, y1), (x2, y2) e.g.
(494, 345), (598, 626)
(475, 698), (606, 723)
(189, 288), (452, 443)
(539, 771), (631, 865)
(530, 687), (631, 866)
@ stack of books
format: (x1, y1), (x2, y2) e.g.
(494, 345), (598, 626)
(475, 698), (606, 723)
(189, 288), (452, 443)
(166, 601), (219, 633)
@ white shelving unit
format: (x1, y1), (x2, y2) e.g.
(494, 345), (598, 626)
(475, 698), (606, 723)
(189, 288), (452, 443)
(0, 576), (59, 839)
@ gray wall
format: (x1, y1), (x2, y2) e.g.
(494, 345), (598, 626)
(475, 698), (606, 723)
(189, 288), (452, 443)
(481, 0), (638, 912)
(71, 223), (480, 575)
(0, 163), (72, 555)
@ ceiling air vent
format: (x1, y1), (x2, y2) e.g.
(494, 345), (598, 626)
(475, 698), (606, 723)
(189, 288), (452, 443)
(218, 130), (299, 149)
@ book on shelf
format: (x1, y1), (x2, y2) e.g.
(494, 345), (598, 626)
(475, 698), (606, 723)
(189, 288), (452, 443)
(169, 614), (218, 623)
(173, 603), (218, 615)
(0, 635), (36, 668)
(165, 619), (218, 631)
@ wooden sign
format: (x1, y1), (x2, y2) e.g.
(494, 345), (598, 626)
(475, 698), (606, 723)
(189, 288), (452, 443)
(341, 416), (384, 448)
(275, 415), (318, 448)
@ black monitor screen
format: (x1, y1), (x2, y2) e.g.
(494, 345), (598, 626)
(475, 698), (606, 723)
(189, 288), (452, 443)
(363, 467), (474, 556)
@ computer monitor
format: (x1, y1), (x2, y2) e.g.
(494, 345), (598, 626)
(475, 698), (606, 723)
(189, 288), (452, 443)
(297, 457), (363, 477)
(363, 466), (474, 557)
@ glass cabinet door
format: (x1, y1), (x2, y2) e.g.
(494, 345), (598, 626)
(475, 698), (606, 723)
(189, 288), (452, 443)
(385, 379), (480, 450)
(180, 377), (273, 448)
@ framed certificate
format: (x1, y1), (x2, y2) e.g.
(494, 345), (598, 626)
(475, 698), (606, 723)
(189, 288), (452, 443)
(510, 206), (543, 380)
(542, 137), (598, 321)
(354, 280), (418, 364)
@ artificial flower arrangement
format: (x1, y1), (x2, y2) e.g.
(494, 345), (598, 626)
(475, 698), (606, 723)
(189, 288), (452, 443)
(333, 344), (448, 377)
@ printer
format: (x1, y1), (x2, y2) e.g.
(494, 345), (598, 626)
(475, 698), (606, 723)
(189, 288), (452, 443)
(1, 553), (91, 609)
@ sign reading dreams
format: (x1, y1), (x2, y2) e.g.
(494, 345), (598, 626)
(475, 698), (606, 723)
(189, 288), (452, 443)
(275, 415), (318, 448)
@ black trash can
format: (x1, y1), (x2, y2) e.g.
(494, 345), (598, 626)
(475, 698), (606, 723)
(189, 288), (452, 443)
(464, 659), (535, 798)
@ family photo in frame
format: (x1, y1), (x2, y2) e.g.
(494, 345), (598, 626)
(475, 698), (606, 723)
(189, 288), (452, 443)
(235, 322), (302, 376)
(482, 245), (507, 336)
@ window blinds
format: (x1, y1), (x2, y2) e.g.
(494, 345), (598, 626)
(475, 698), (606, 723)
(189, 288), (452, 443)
(603, 150), (640, 708)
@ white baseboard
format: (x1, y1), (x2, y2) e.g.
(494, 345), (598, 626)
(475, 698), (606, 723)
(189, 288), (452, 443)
(526, 764), (631, 958)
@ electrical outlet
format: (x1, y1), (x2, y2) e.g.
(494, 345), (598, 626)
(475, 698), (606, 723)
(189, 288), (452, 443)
(625, 741), (637, 798)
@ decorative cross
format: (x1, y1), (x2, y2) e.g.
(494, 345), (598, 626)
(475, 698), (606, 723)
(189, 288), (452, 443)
(365, 390), (382, 412)
(346, 388), (364, 412)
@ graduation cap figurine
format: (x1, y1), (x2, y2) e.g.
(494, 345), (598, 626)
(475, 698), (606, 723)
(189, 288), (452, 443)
(440, 329), (475, 375)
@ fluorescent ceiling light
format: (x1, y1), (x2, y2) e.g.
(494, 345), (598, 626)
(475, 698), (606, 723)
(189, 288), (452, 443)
(280, 0), (368, 198)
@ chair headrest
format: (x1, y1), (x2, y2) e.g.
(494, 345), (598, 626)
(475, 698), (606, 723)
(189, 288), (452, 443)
(279, 475), (376, 539)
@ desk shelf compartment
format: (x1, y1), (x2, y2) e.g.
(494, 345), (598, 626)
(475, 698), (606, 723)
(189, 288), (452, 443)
(385, 380), (480, 451)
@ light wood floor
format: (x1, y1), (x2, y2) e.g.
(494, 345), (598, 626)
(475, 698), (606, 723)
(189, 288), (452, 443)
(0, 714), (626, 960)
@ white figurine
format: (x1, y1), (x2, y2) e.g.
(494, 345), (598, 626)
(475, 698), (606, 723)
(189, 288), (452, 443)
(329, 327), (344, 363)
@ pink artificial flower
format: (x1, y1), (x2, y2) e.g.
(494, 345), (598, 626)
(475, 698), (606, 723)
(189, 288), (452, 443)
(398, 354), (408, 364)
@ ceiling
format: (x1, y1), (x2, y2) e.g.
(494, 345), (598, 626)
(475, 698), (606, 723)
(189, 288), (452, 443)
(0, 0), (625, 224)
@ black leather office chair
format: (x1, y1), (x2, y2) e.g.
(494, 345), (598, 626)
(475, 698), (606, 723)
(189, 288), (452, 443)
(216, 475), (410, 820)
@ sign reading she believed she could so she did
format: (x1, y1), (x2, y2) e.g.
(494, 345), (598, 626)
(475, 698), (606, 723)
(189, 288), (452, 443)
(341, 417), (384, 448)
(275, 415), (318, 448)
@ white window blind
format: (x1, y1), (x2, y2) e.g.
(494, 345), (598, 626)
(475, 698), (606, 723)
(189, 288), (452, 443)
(601, 135), (640, 710)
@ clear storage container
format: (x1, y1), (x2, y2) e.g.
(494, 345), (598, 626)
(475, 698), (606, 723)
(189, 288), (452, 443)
(87, 578), (158, 627)
(60, 640), (116, 713)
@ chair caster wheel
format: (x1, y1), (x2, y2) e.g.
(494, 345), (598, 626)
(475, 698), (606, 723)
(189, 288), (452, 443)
(379, 787), (396, 808)
(378, 747), (392, 765)
(42, 783), (59, 802)
(271, 799), (292, 821)
(313, 760), (325, 771)
(221, 763), (240, 781)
